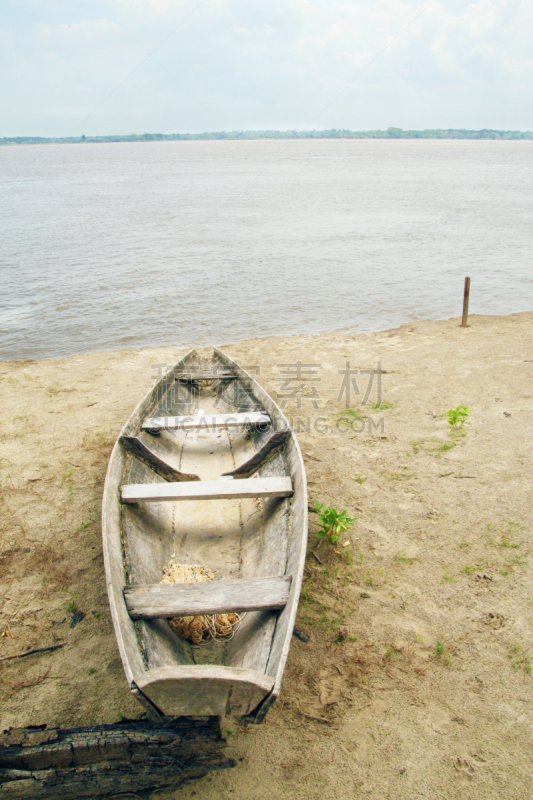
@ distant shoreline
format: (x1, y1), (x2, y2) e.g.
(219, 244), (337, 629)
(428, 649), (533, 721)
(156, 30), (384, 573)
(2, 127), (533, 146)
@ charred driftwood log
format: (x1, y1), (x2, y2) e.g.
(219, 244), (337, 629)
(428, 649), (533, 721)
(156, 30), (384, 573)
(0, 716), (235, 799)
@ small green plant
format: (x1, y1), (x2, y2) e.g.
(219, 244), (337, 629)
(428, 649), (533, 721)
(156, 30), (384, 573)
(313, 499), (357, 545)
(76, 519), (95, 531)
(385, 646), (401, 660)
(462, 564), (475, 575)
(436, 641), (445, 655)
(335, 627), (349, 643)
(442, 572), (456, 583)
(370, 401), (393, 411)
(446, 405), (471, 428)
(87, 667), (96, 676)
(64, 590), (77, 614)
(61, 464), (75, 497)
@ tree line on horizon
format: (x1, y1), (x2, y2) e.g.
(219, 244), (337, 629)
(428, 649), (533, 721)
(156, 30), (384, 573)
(2, 127), (532, 145)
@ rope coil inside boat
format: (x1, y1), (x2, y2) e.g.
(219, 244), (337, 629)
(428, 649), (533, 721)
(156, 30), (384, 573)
(161, 561), (245, 645)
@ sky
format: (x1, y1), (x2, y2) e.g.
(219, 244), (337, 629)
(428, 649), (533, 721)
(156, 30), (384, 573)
(1, 0), (532, 136)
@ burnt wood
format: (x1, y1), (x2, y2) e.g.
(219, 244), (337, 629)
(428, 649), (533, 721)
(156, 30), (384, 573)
(0, 717), (234, 799)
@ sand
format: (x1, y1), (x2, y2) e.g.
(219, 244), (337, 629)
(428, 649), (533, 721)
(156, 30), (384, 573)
(1, 311), (532, 799)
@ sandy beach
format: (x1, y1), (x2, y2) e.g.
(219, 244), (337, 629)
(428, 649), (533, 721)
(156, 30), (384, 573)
(1, 310), (532, 799)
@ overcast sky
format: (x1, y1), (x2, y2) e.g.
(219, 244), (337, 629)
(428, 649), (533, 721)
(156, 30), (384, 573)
(1, 0), (532, 136)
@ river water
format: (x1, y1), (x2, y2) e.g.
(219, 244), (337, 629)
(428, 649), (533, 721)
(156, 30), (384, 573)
(1, 139), (532, 360)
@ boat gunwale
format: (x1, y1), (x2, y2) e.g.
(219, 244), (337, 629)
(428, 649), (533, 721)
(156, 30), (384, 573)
(102, 348), (199, 691)
(213, 347), (308, 720)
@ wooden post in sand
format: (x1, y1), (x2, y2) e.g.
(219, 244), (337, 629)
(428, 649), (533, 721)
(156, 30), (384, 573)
(461, 277), (471, 327)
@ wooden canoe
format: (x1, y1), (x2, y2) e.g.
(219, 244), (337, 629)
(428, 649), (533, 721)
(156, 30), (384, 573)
(102, 348), (308, 722)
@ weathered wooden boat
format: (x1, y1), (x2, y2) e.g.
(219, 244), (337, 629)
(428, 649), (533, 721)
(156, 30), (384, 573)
(102, 348), (307, 722)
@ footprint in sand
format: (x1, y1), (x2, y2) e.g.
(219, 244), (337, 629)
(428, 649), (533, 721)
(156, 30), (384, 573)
(454, 757), (475, 783)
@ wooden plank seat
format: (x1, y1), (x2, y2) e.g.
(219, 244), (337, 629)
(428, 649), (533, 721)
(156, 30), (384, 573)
(121, 476), (293, 504)
(124, 576), (292, 620)
(141, 411), (270, 431)
(175, 372), (237, 382)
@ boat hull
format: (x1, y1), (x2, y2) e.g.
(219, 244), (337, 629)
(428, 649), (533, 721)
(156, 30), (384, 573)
(102, 348), (308, 721)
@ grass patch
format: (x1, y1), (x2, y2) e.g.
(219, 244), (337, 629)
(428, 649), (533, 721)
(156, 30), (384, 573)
(436, 441), (455, 452)
(61, 466), (75, 497)
(394, 551), (415, 565)
(410, 437), (456, 458)
(301, 576), (314, 609)
(46, 386), (76, 395)
(486, 522), (529, 570)
(442, 572), (456, 583)
(387, 470), (417, 481)
(335, 407), (365, 421)
(509, 644), (531, 674)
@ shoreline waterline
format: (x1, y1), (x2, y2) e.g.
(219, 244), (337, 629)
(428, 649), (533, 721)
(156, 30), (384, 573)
(1, 310), (531, 364)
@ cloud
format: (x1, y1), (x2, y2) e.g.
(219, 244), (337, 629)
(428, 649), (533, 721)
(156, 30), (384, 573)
(0, 0), (532, 135)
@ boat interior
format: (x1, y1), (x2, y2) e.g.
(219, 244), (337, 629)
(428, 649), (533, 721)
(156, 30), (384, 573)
(119, 349), (295, 677)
